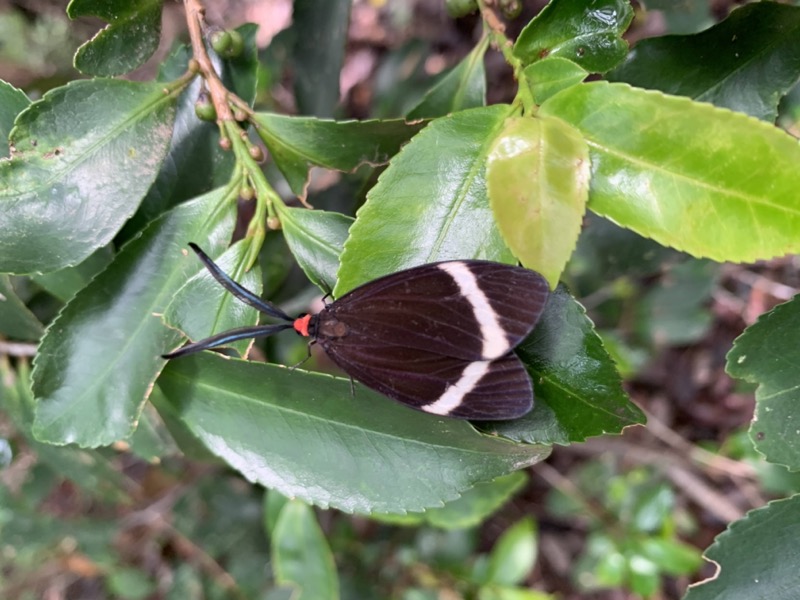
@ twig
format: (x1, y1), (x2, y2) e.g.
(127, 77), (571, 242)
(643, 408), (758, 480)
(184, 0), (235, 123)
(0, 340), (37, 356)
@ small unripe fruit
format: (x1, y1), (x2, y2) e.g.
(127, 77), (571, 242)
(248, 145), (264, 162)
(267, 216), (281, 230)
(240, 185), (255, 200)
(210, 30), (232, 55)
(194, 98), (217, 122)
(446, 0), (478, 18)
(228, 30), (244, 57)
(211, 29), (243, 59)
(500, 0), (521, 18)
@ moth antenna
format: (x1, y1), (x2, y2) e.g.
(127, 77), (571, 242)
(162, 323), (292, 359)
(188, 243), (292, 322)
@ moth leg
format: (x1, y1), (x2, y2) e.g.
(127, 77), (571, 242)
(289, 340), (316, 370)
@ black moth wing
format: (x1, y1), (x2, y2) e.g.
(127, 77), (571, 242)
(320, 340), (533, 420)
(325, 260), (549, 362)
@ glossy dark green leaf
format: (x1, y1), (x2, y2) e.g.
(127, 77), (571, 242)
(336, 105), (516, 295)
(513, 0), (633, 73)
(253, 113), (426, 199)
(272, 501), (340, 600)
(278, 206), (353, 292)
(68, 0), (162, 76)
(31, 189), (236, 447)
(727, 294), (800, 470)
(157, 352), (550, 513)
(122, 25), (258, 238)
(0, 80), (29, 159)
(540, 82), (800, 262)
(609, 2), (800, 122)
(373, 472), (527, 529)
(407, 37), (488, 119)
(480, 286), (644, 444)
(487, 115), (589, 287)
(684, 496), (800, 600)
(0, 275), (43, 340)
(0, 79), (178, 274)
(164, 239), (262, 358)
(521, 57), (588, 105)
(31, 246), (113, 303)
(292, 0), (351, 117)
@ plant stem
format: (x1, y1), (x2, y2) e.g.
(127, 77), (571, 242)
(184, 0), (235, 123)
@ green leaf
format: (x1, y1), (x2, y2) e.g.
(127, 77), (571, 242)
(264, 489), (291, 536)
(106, 567), (156, 600)
(278, 206), (353, 292)
(609, 2), (800, 122)
(272, 501), (340, 600)
(521, 57), (588, 105)
(0, 275), (43, 340)
(569, 213), (679, 282)
(727, 295), (800, 470)
(478, 586), (555, 600)
(0, 358), (132, 503)
(0, 79), (178, 274)
(336, 105), (516, 296)
(627, 555), (659, 597)
(513, 0), (633, 73)
(121, 24), (258, 238)
(292, 0), (351, 117)
(149, 384), (217, 462)
(487, 115), (589, 287)
(253, 113), (425, 199)
(407, 37), (488, 119)
(540, 82), (800, 262)
(157, 352), (550, 513)
(126, 404), (177, 462)
(480, 286), (644, 444)
(637, 259), (718, 346)
(485, 517), (537, 586)
(684, 496), (800, 600)
(31, 189), (236, 447)
(164, 239), (262, 358)
(31, 246), (113, 303)
(68, 0), (162, 77)
(0, 80), (29, 159)
(635, 538), (702, 576)
(373, 472), (527, 529)
(643, 0), (712, 35)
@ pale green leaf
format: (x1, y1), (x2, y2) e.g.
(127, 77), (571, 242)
(540, 82), (800, 262)
(487, 115), (589, 287)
